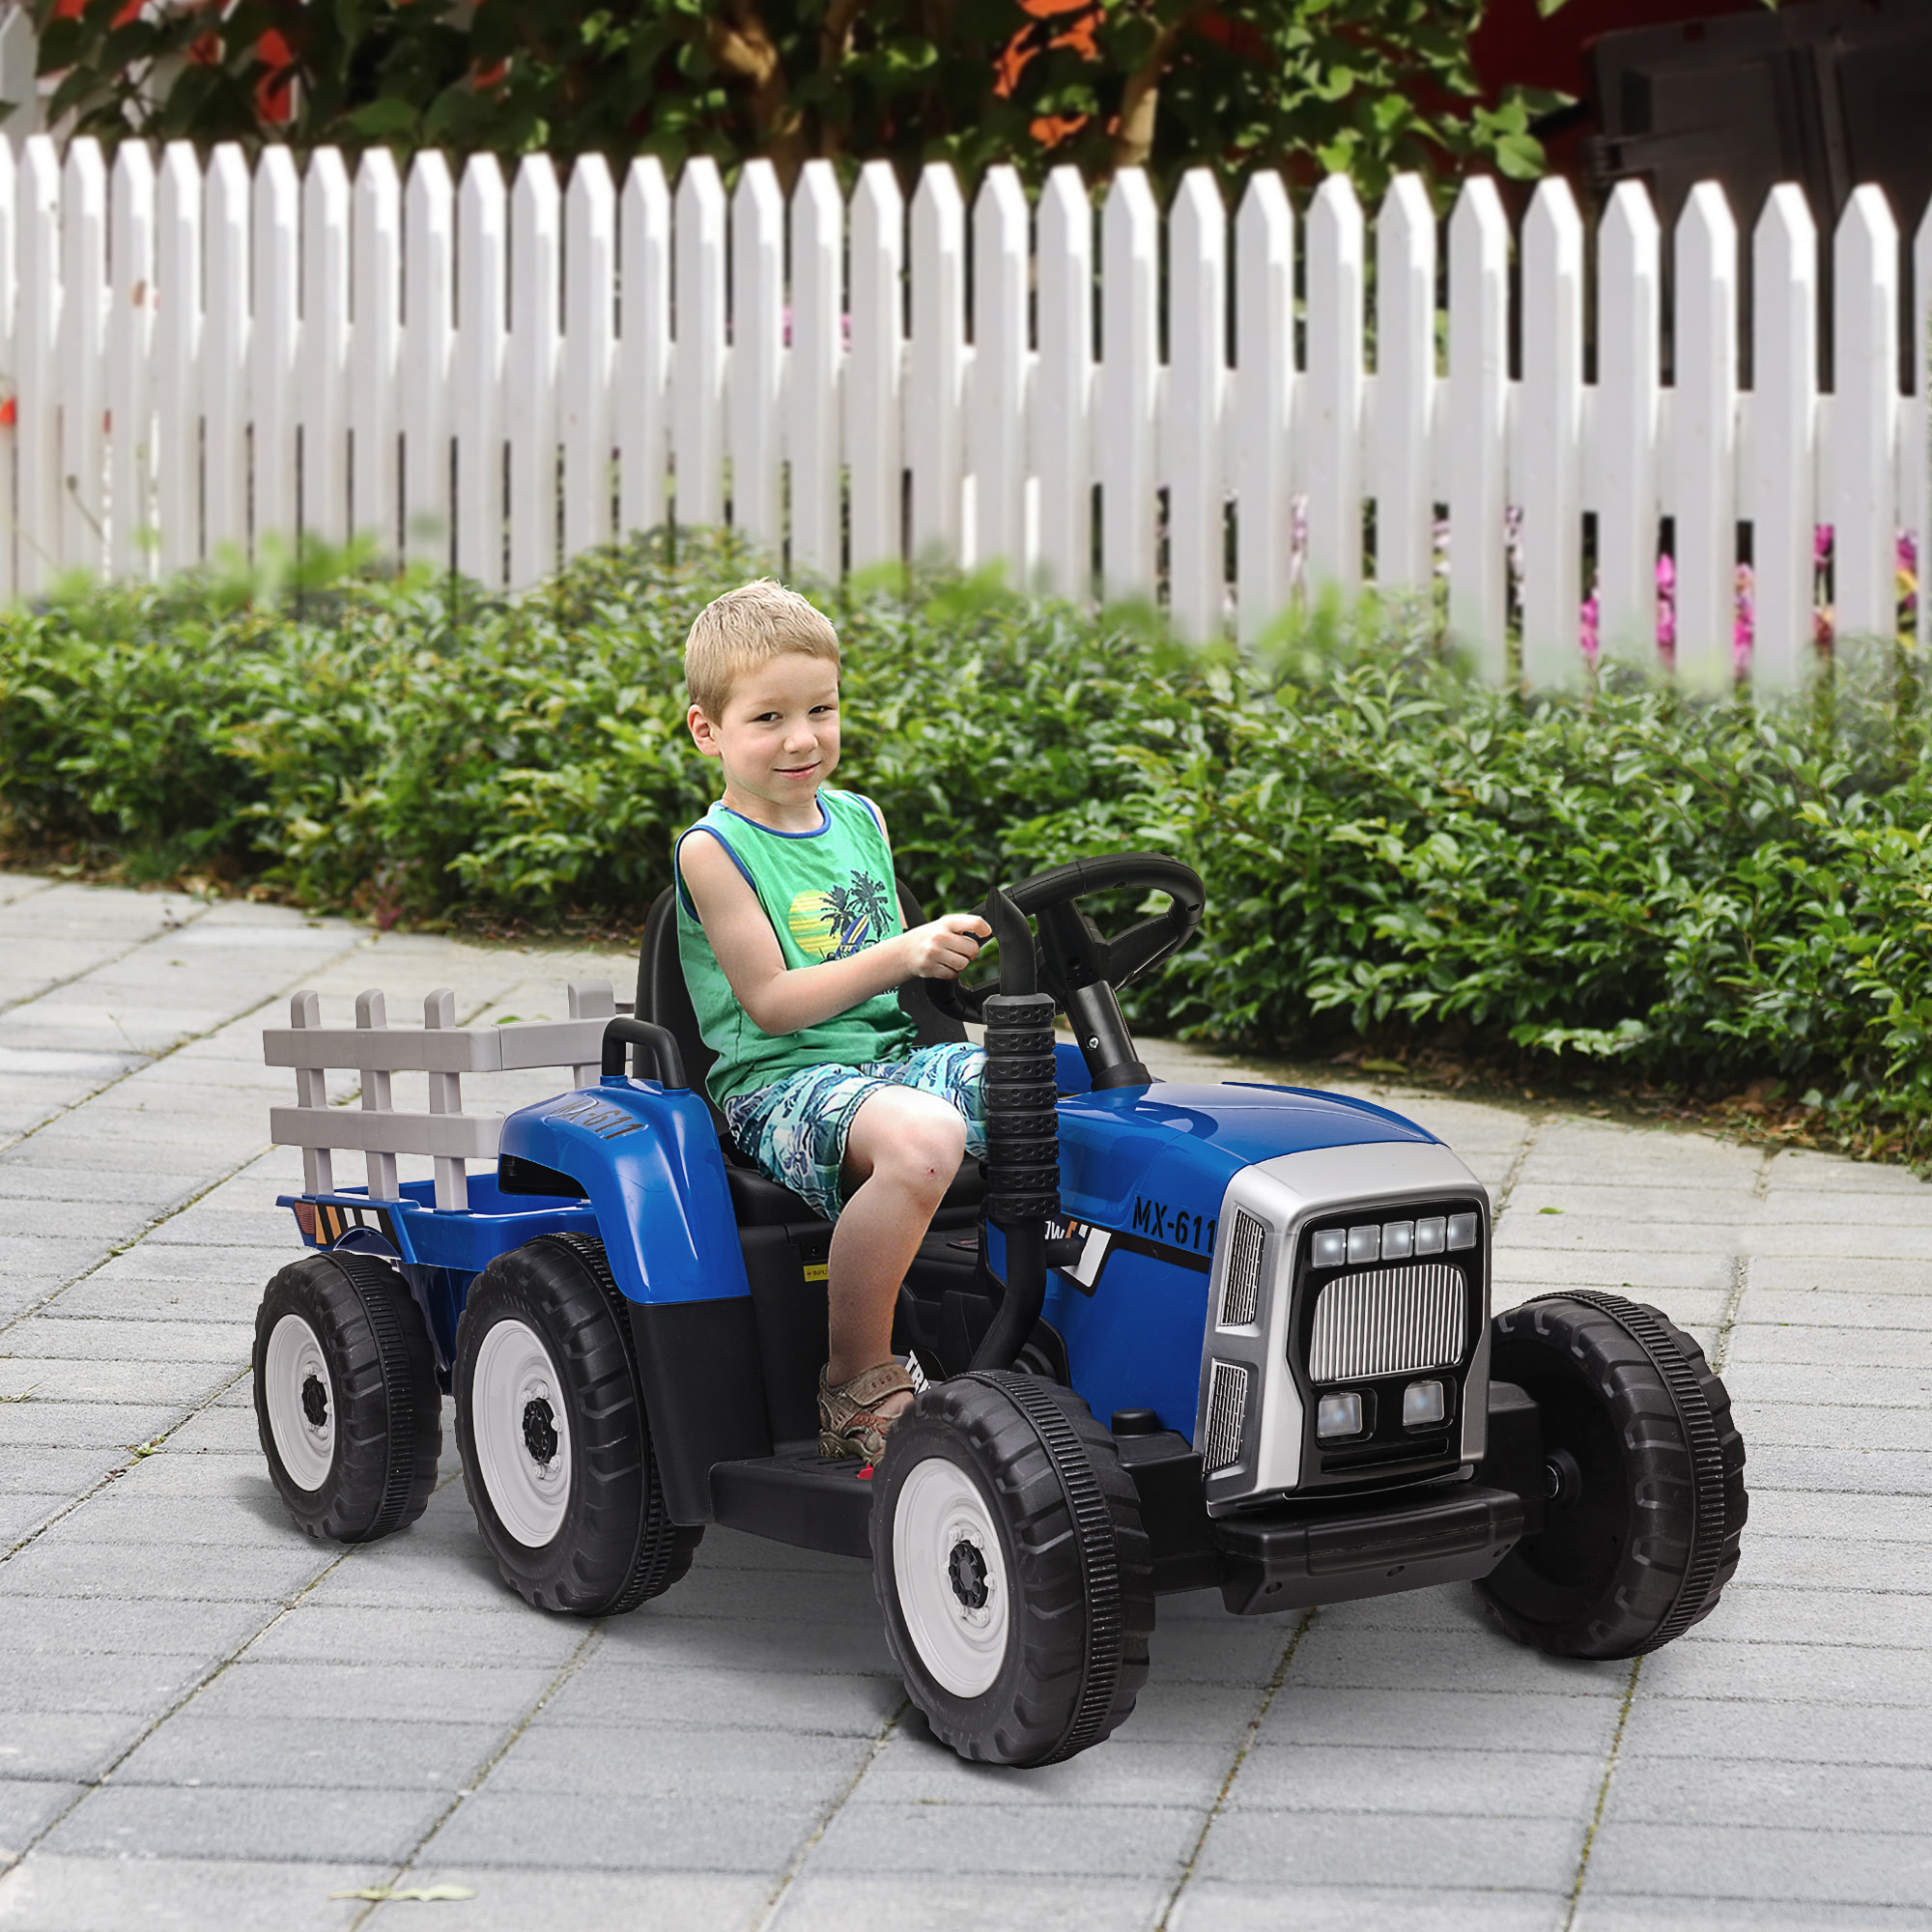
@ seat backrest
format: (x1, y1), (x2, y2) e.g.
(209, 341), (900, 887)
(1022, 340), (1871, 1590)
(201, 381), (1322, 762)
(635, 875), (969, 1130)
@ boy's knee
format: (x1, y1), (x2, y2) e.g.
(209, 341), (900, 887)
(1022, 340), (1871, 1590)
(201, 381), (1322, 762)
(876, 1110), (966, 1193)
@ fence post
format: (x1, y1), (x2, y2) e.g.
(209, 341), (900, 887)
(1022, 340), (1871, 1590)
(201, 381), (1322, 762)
(253, 147), (300, 557)
(291, 990), (334, 1196)
(0, 139), (15, 601)
(909, 164), (967, 563)
(59, 140), (107, 579)
(400, 150), (453, 570)
(1448, 178), (1509, 676)
(204, 144), (251, 564)
(1596, 182), (1662, 668)
(1918, 203), (1932, 649)
(1832, 185), (1899, 645)
(0, 8), (38, 139)
(1306, 174), (1365, 604)
(506, 155), (561, 590)
(355, 989), (400, 1201)
(971, 165), (1031, 585)
(107, 141), (155, 582)
(616, 156), (670, 544)
(845, 160), (903, 576)
(728, 158), (785, 560)
(789, 158), (843, 582)
(301, 148), (352, 553)
(423, 987), (468, 1212)
(1373, 173), (1433, 601)
(1520, 178), (1584, 688)
(1750, 185), (1818, 691)
(560, 154), (615, 564)
(1036, 165), (1094, 602)
(15, 134), (59, 597)
(671, 157), (726, 531)
(1099, 169), (1158, 606)
(455, 154), (507, 585)
(349, 149), (402, 563)
(154, 142), (202, 578)
(1674, 183), (1739, 689)
(1168, 168), (1226, 641)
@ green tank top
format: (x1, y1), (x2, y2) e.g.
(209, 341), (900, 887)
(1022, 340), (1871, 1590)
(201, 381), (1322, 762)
(674, 786), (919, 1107)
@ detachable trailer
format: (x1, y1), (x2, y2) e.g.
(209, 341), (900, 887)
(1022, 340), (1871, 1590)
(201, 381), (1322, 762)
(253, 857), (1747, 1766)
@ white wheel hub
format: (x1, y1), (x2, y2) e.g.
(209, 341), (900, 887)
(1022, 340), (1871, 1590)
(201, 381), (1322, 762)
(264, 1313), (335, 1492)
(470, 1317), (572, 1548)
(893, 1455), (1011, 1698)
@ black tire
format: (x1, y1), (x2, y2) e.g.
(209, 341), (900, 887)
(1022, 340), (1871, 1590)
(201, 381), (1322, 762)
(454, 1233), (700, 1615)
(871, 1372), (1153, 1767)
(253, 1250), (441, 1543)
(1476, 1292), (1747, 1659)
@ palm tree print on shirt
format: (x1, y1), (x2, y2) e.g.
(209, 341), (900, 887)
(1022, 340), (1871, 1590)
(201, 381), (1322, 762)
(788, 871), (895, 960)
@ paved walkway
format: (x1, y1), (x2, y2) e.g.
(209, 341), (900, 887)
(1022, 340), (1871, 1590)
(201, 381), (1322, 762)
(0, 874), (1925, 1932)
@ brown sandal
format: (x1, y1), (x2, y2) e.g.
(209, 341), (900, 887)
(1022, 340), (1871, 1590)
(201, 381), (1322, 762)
(818, 1361), (916, 1463)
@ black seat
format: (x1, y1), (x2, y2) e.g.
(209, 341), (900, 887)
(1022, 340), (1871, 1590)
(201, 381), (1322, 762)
(634, 880), (984, 1230)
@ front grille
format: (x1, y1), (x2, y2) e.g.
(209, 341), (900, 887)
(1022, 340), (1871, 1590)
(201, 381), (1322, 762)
(1308, 1263), (1465, 1382)
(1203, 1359), (1250, 1471)
(1218, 1209), (1266, 1327)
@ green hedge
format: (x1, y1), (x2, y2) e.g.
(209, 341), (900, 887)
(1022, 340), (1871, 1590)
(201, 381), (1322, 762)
(4, 533), (1931, 1159)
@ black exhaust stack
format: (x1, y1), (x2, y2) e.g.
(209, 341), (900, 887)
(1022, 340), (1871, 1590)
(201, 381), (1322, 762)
(970, 887), (1060, 1373)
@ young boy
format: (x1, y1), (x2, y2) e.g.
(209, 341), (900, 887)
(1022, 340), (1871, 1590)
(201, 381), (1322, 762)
(675, 581), (993, 1463)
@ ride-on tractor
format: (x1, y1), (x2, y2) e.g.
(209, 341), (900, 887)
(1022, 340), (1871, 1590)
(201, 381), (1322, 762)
(253, 855), (1747, 1767)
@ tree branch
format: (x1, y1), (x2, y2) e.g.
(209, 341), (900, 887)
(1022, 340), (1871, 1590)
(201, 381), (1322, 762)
(1109, 4), (1202, 173)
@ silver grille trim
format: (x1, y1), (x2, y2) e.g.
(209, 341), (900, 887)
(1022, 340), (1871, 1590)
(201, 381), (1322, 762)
(1218, 1209), (1266, 1327)
(1203, 1360), (1251, 1472)
(1309, 1263), (1466, 1382)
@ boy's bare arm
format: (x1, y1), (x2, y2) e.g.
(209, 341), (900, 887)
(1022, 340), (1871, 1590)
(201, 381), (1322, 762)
(679, 832), (989, 1037)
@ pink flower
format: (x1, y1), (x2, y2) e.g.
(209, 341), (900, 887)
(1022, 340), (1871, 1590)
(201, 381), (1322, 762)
(1814, 524), (1834, 570)
(1733, 561), (1754, 673)
(1656, 551), (1676, 652)
(1579, 588), (1600, 661)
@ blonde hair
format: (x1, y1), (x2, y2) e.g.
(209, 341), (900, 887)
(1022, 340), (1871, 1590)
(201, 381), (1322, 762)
(684, 580), (840, 718)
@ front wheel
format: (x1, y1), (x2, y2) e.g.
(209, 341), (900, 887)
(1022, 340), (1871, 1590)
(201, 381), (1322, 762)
(454, 1234), (700, 1614)
(1476, 1292), (1747, 1659)
(872, 1372), (1153, 1767)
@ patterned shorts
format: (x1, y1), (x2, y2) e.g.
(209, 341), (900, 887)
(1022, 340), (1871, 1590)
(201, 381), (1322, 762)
(724, 1041), (988, 1224)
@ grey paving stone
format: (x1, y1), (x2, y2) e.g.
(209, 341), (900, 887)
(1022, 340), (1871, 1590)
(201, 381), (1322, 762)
(43, 1782), (446, 1863)
(387, 1869), (772, 1932)
(1753, 1257), (1932, 1295)
(244, 1603), (591, 1667)
(0, 1537), (327, 1604)
(0, 1495), (64, 1544)
(191, 1661), (564, 1726)
(857, 1727), (1229, 1809)
(774, 1873), (1170, 1932)
(47, 1280), (270, 1324)
(7, 1318), (253, 1363)
(0, 1198), (154, 1240)
(487, 1721), (871, 1804)
(1582, 1821), (1932, 1908)
(0, 1853), (387, 1932)
(1256, 1688), (1625, 1756)
(1737, 1532), (1932, 1594)
(112, 1715), (507, 1793)
(1616, 1693), (1932, 1766)
(1169, 1881), (1568, 1931)
(0, 1714), (144, 1783)
(809, 1797), (1202, 1879)
(1732, 1398), (1925, 1449)
(1192, 1806), (1582, 1890)
(527, 1659), (903, 1738)
(1697, 1584), (1928, 1647)
(0, 1779), (83, 1860)
(582, 1608), (898, 1679)
(0, 1404), (182, 1451)
(1731, 1324), (1932, 1367)
(1227, 1742), (1605, 1818)
(1747, 1293), (1932, 1332)
(1647, 1637), (1932, 1704)
(0, 1161), (203, 1207)
(1605, 1754), (1931, 1833)
(160, 1407), (270, 1454)
(0, 1447), (126, 1495)
(0, 1594), (270, 1658)
(1284, 1626), (1623, 1697)
(423, 1788), (823, 1872)
(0, 1650), (215, 1716)
(0, 1358), (242, 1408)
(1745, 1445), (1932, 1495)
(46, 1489), (333, 1550)
(1490, 1248), (1735, 1291)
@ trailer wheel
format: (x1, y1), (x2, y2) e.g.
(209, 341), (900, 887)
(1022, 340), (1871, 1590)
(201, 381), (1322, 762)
(455, 1233), (700, 1615)
(253, 1251), (441, 1543)
(872, 1372), (1153, 1767)
(1477, 1293), (1747, 1659)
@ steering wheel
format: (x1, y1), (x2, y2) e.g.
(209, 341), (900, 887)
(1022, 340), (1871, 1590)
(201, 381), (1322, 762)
(923, 853), (1206, 1023)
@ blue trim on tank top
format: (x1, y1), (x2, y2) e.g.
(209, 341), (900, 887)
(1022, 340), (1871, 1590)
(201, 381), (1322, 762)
(672, 823), (760, 919)
(720, 796), (832, 838)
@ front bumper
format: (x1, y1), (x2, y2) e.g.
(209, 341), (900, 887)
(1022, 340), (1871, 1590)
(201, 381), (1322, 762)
(1123, 1377), (1547, 1614)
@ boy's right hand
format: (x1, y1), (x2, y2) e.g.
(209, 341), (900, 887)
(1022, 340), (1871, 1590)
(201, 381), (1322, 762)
(903, 914), (991, 980)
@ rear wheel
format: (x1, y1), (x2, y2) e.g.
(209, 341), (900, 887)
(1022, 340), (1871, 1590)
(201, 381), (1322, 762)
(872, 1372), (1152, 1766)
(1476, 1292), (1747, 1658)
(253, 1251), (441, 1543)
(454, 1234), (700, 1614)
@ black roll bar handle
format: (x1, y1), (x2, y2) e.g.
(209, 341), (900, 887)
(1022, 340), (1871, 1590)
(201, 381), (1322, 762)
(600, 1016), (689, 1089)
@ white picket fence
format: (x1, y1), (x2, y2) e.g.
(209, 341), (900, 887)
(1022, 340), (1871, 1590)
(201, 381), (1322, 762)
(0, 128), (1926, 687)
